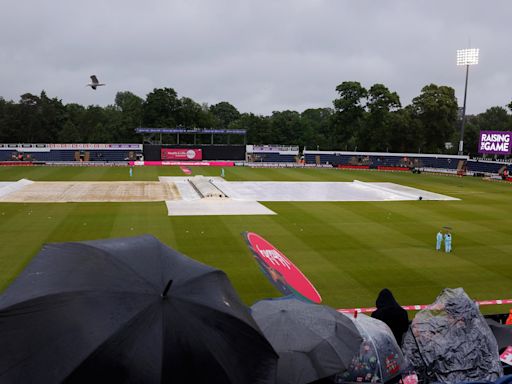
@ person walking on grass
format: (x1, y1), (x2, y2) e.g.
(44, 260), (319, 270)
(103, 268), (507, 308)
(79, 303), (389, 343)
(436, 230), (443, 251)
(444, 232), (452, 253)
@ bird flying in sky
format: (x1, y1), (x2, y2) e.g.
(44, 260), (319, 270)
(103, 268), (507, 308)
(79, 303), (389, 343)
(87, 75), (105, 90)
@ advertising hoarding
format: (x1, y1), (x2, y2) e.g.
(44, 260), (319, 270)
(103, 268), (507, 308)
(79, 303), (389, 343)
(161, 148), (202, 161)
(478, 131), (512, 155)
(243, 232), (322, 303)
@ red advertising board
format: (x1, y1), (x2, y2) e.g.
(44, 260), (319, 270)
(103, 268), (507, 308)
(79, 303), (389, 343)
(161, 148), (202, 161)
(243, 232), (322, 303)
(0, 162), (34, 166)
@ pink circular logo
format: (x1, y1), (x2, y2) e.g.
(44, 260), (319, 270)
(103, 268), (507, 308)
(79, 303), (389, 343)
(244, 232), (322, 303)
(186, 150), (196, 159)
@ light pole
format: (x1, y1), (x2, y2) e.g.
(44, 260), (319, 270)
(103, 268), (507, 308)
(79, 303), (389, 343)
(456, 48), (479, 155)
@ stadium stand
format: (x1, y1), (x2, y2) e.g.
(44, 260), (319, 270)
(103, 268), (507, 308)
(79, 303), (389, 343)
(467, 159), (512, 175)
(247, 145), (299, 163)
(0, 144), (143, 163)
(2, 144), (510, 176)
(303, 151), (465, 170)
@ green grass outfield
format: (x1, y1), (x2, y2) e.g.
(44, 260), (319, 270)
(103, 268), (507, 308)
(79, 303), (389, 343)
(1, 165), (511, 315)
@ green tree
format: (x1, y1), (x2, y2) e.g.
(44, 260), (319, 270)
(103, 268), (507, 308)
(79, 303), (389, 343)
(0, 98), (19, 142)
(231, 113), (272, 144)
(78, 106), (109, 141)
(332, 81), (368, 149)
(114, 91), (144, 141)
(57, 121), (82, 143)
(142, 88), (180, 127)
(210, 102), (241, 128)
(463, 107), (512, 155)
(410, 84), (458, 153)
(475, 106), (511, 131)
(269, 110), (302, 144)
(16, 93), (42, 142)
(300, 108), (334, 149)
(38, 91), (67, 142)
(365, 84), (401, 151)
(9, 92), (67, 143)
(177, 97), (204, 127)
(387, 106), (424, 153)
(88, 122), (114, 143)
(197, 103), (217, 129)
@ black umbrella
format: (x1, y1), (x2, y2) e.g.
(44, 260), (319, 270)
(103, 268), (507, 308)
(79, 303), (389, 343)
(0, 235), (278, 384)
(251, 297), (362, 384)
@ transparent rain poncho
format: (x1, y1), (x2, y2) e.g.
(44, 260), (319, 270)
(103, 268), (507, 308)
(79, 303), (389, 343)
(402, 288), (503, 383)
(335, 313), (405, 383)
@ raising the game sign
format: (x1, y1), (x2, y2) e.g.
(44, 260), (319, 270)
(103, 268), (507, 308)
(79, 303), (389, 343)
(243, 232), (322, 303)
(478, 131), (512, 155)
(161, 148), (202, 161)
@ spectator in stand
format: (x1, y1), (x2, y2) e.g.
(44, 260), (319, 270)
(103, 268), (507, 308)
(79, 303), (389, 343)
(371, 288), (409, 345)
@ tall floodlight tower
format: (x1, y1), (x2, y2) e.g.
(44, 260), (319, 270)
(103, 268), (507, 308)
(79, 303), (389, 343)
(456, 48), (479, 155)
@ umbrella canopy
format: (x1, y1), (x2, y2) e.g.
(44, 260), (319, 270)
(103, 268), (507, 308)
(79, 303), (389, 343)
(334, 314), (405, 383)
(251, 297), (362, 384)
(0, 235), (278, 384)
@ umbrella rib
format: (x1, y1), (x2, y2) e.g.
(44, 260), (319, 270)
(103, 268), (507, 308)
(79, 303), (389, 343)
(176, 269), (223, 290)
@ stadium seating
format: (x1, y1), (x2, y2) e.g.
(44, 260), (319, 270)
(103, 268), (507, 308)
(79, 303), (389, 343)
(0, 150), (142, 162)
(303, 153), (464, 170)
(467, 160), (510, 174)
(0, 151), (15, 161)
(252, 152), (297, 163)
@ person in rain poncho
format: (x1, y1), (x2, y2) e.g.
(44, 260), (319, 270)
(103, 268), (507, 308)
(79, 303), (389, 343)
(371, 288), (410, 345)
(402, 288), (502, 383)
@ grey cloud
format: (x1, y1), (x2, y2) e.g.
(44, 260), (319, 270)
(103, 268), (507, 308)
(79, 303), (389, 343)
(0, 0), (510, 115)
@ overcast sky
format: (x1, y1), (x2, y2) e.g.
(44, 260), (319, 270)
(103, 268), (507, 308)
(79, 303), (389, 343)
(1, 1), (510, 115)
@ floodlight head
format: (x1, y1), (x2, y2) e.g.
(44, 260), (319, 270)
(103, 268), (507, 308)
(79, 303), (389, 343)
(457, 48), (479, 66)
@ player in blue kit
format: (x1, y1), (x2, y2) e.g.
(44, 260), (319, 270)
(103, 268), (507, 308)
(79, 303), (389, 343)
(444, 232), (452, 253)
(436, 230), (443, 251)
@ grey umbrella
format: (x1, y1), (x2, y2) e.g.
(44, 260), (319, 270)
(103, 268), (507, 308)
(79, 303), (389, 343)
(251, 297), (362, 384)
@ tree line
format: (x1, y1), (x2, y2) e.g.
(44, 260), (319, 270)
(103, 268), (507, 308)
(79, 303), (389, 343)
(0, 83), (511, 155)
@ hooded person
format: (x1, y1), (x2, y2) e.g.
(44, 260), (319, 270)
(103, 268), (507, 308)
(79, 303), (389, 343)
(371, 288), (410, 345)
